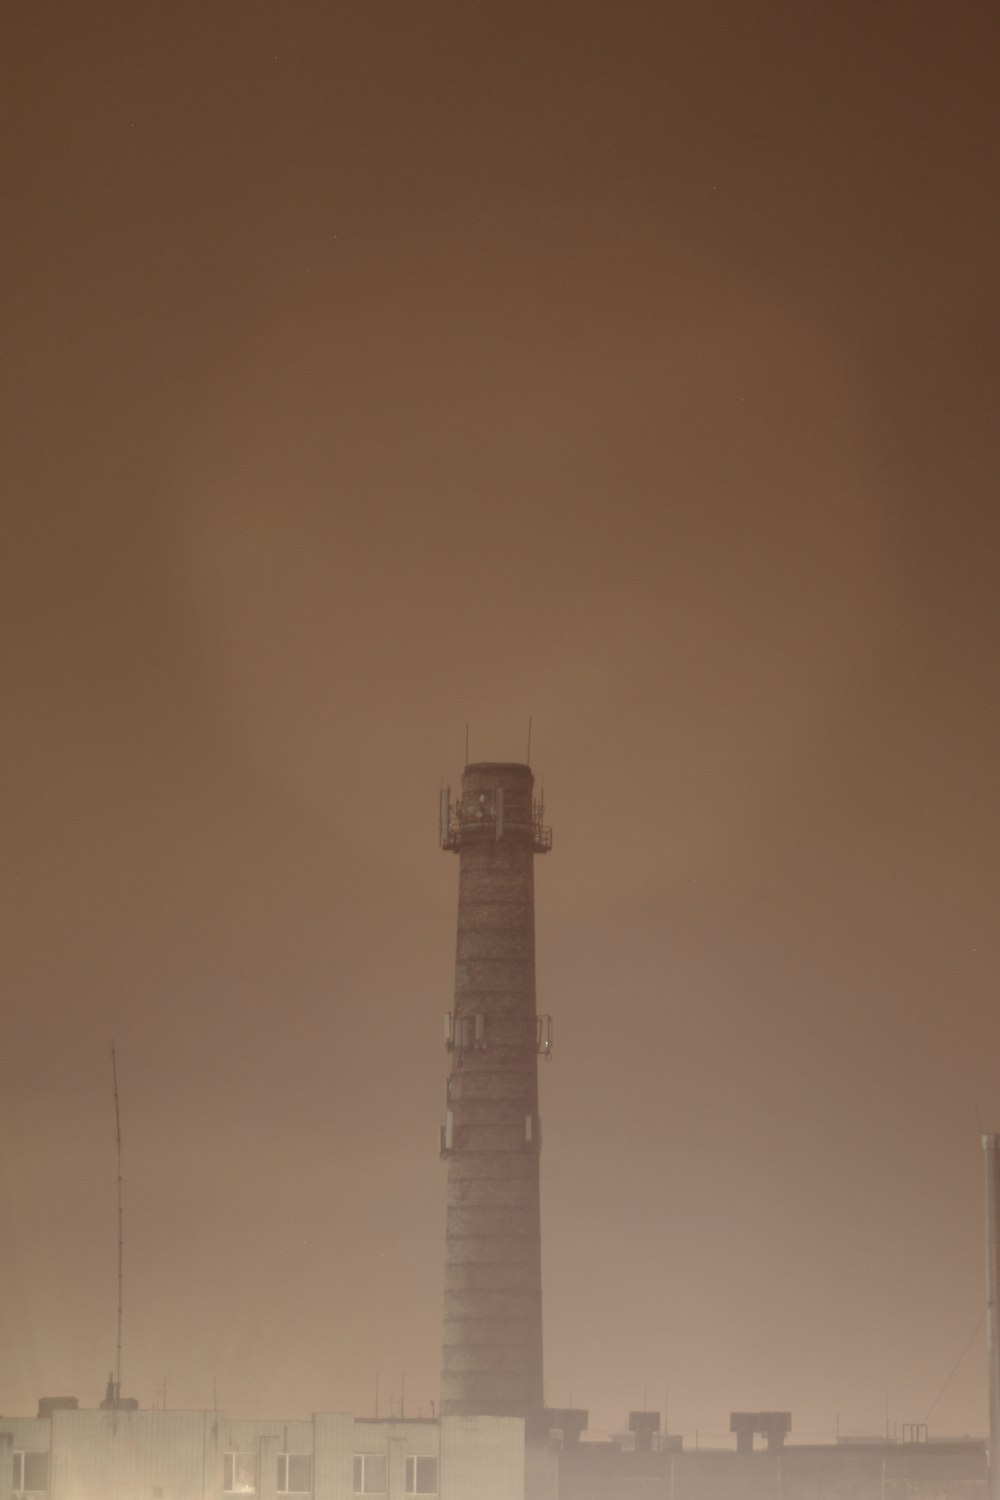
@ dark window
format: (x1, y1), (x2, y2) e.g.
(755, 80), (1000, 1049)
(405, 1456), (438, 1495)
(352, 1454), (387, 1493)
(278, 1454), (312, 1493)
(13, 1453), (50, 1492)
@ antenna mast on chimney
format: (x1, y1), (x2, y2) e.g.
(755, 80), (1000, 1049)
(111, 1041), (124, 1406)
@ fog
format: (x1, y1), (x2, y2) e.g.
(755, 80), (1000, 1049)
(3, 1), (999, 1444)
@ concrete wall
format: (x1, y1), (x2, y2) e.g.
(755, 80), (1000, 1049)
(0, 1429), (13, 1500)
(440, 1415), (524, 1500)
(6, 1406), (981, 1500)
(313, 1414), (353, 1500)
(0, 1408), (524, 1500)
(548, 1441), (988, 1500)
(49, 1408), (217, 1500)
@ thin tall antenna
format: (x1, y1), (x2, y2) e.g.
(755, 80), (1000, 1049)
(526, 717), (532, 765)
(111, 1041), (124, 1404)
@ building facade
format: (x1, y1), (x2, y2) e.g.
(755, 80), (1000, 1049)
(1, 1404), (986, 1500)
(0, 1408), (523, 1500)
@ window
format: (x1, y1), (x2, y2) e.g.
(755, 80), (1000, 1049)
(405, 1456), (438, 1495)
(352, 1454), (387, 1493)
(13, 1453), (50, 1492)
(224, 1452), (257, 1493)
(445, 1012), (485, 1051)
(278, 1455), (312, 1493)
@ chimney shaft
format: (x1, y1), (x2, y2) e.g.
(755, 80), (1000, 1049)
(439, 762), (550, 1418)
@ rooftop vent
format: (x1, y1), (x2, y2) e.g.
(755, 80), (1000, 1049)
(629, 1411), (662, 1453)
(527, 1409), (589, 1447)
(730, 1412), (792, 1454)
(37, 1397), (78, 1419)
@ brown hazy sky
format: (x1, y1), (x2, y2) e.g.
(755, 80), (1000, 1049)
(3, 0), (999, 1444)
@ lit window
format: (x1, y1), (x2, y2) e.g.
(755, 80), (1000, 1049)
(405, 1456), (438, 1494)
(13, 1453), (50, 1493)
(224, 1452), (257, 1493)
(278, 1454), (312, 1493)
(352, 1453), (387, 1493)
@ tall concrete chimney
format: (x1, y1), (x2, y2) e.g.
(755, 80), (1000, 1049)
(984, 1135), (1000, 1500)
(438, 762), (552, 1418)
